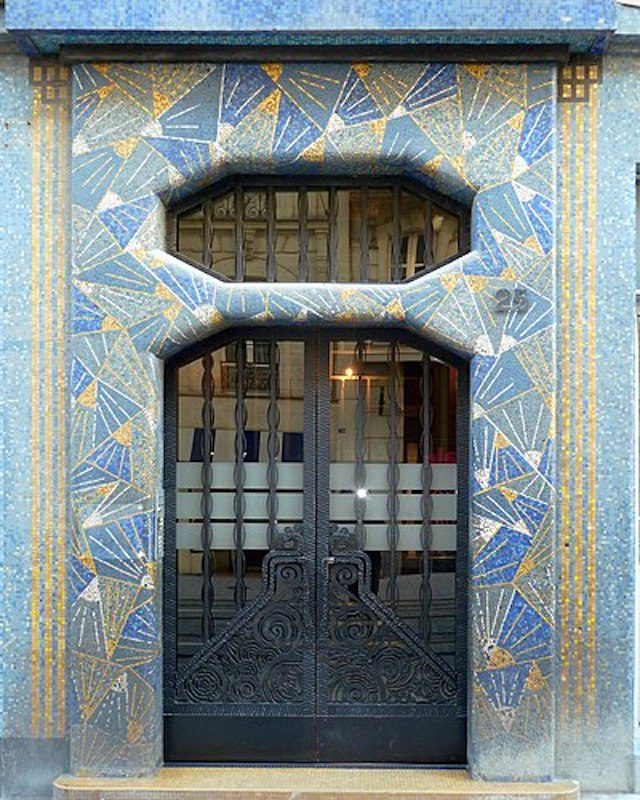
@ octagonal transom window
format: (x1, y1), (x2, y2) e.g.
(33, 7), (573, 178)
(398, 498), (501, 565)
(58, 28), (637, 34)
(172, 179), (470, 284)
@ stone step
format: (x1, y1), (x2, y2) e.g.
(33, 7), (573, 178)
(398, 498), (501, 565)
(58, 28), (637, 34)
(54, 767), (579, 800)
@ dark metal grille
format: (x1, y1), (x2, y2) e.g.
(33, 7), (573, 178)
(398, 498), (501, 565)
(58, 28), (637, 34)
(173, 177), (470, 284)
(163, 327), (468, 764)
(233, 339), (247, 611)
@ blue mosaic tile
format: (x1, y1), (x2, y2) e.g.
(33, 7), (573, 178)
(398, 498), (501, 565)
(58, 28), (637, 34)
(73, 148), (125, 212)
(220, 63), (276, 126)
(91, 438), (132, 482)
(143, 137), (215, 183)
(272, 89), (320, 158)
(474, 351), (534, 408)
(72, 286), (107, 333)
(476, 662), (532, 718)
(498, 590), (551, 663)
(277, 64), (346, 130)
(519, 100), (554, 166)
(513, 494), (549, 534)
(403, 63), (458, 112)
(474, 526), (532, 586)
(98, 196), (157, 248)
(334, 70), (384, 126)
(157, 67), (222, 142)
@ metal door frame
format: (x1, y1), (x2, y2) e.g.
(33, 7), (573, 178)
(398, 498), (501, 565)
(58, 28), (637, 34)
(163, 325), (469, 763)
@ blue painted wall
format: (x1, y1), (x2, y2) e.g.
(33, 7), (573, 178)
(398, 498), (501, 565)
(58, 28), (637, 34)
(3, 0), (615, 56)
(5, 0), (615, 33)
(0, 51), (32, 742)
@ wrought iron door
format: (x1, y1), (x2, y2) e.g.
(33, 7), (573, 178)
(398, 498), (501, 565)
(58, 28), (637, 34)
(164, 329), (468, 764)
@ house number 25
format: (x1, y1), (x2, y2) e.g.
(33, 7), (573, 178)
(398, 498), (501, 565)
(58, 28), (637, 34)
(494, 288), (530, 314)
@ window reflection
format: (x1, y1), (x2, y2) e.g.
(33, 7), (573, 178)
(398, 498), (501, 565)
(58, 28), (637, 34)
(176, 184), (466, 283)
(175, 340), (305, 668)
(329, 340), (458, 664)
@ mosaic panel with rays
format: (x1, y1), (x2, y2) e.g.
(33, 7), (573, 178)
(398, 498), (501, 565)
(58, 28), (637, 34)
(70, 61), (555, 776)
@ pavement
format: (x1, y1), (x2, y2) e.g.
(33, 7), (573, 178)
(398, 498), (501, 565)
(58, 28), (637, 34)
(19, 792), (640, 799)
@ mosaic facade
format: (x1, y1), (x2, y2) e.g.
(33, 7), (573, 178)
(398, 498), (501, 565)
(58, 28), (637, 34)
(67, 61), (556, 778)
(2, 4), (640, 795)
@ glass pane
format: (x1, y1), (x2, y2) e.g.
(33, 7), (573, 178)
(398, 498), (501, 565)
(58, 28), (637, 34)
(175, 338), (305, 669)
(328, 339), (457, 663)
(431, 204), (459, 265)
(398, 190), (429, 280)
(243, 190), (268, 280)
(176, 206), (204, 264)
(275, 191), (299, 281)
(175, 184), (465, 283)
(362, 188), (394, 282)
(209, 192), (236, 278)
(337, 188), (377, 282)
(306, 190), (329, 282)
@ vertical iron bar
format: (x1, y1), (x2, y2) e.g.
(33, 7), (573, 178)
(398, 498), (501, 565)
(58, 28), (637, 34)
(385, 341), (400, 607)
(423, 198), (434, 269)
(266, 187), (276, 282)
(233, 339), (247, 609)
(162, 360), (179, 705)
(298, 188), (309, 282)
(391, 185), (402, 283)
(359, 186), (370, 282)
(328, 187), (338, 282)
(200, 352), (215, 640)
(203, 199), (213, 271)
(354, 340), (366, 550)
(312, 332), (328, 715)
(266, 340), (280, 549)
(419, 353), (434, 642)
(234, 185), (245, 281)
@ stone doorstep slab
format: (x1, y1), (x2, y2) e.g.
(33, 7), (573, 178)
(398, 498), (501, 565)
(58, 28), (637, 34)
(53, 767), (580, 800)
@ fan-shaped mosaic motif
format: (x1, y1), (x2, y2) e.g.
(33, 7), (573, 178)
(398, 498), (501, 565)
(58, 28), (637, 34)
(70, 61), (555, 774)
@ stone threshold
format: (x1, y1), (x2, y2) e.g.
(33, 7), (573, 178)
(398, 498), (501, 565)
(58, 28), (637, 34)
(54, 767), (579, 800)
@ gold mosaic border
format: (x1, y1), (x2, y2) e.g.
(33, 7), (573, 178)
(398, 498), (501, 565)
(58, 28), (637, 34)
(29, 61), (70, 738)
(558, 64), (599, 725)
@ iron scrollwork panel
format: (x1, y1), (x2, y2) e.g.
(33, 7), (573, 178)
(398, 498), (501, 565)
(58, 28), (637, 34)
(173, 526), (314, 715)
(318, 526), (458, 715)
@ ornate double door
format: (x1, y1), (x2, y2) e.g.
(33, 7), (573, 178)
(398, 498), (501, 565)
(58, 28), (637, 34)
(164, 329), (467, 763)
